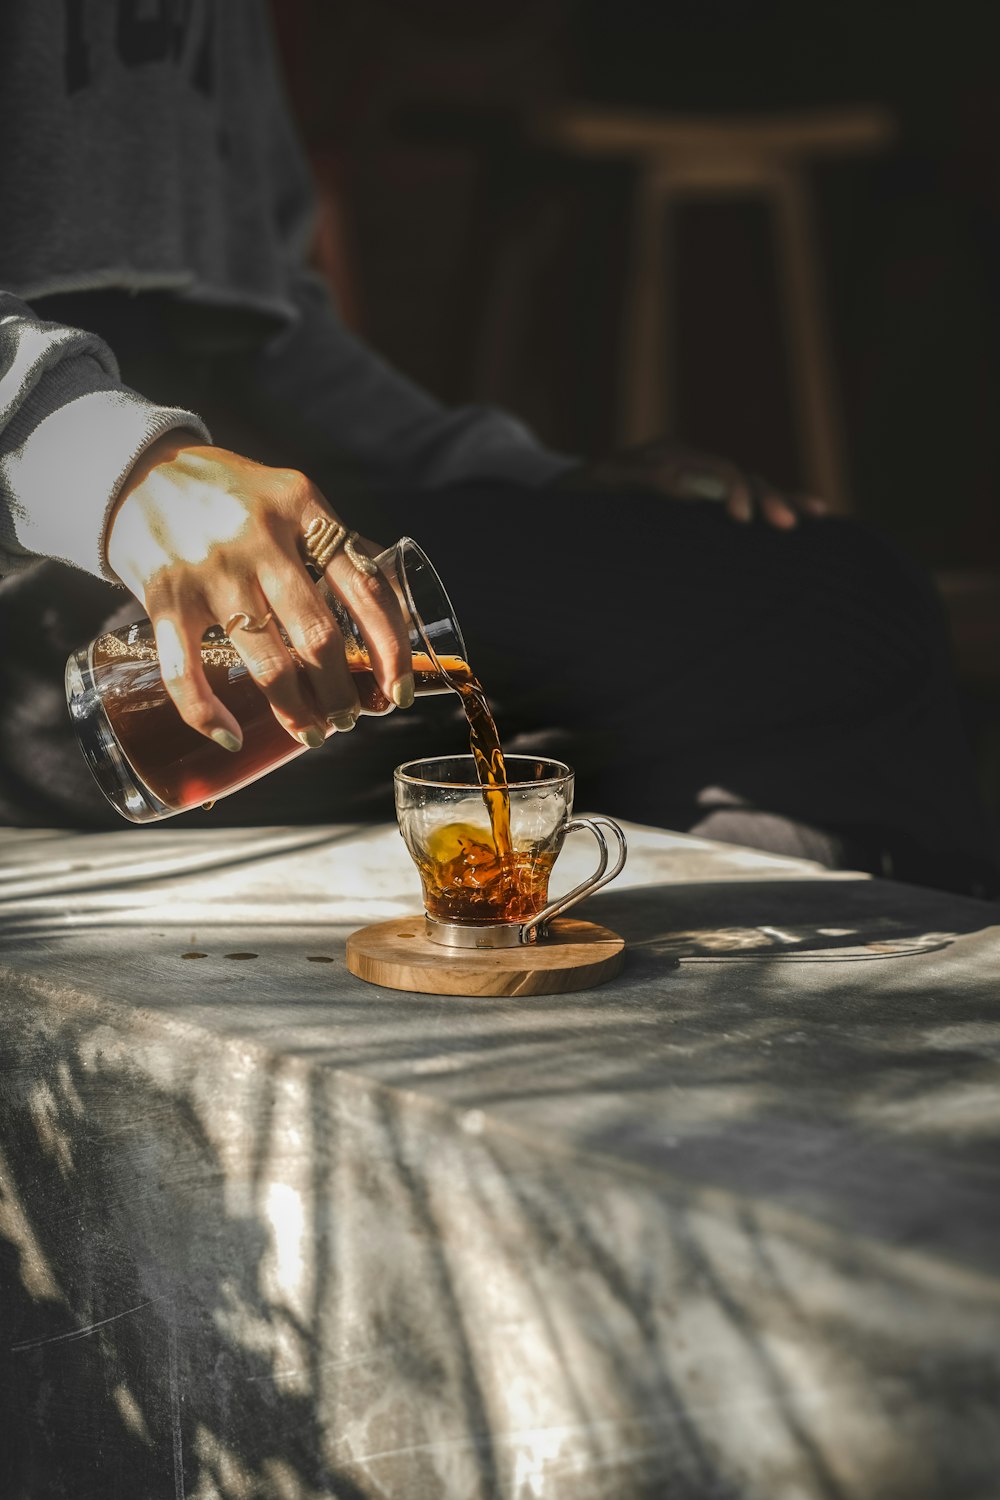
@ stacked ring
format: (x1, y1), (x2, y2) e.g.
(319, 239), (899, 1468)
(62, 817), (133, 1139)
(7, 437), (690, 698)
(303, 517), (379, 578)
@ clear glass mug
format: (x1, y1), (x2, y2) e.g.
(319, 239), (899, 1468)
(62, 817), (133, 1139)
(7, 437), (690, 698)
(394, 754), (628, 947)
(65, 538), (468, 823)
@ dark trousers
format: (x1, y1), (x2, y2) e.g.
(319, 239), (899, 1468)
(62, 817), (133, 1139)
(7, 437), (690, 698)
(1, 293), (995, 897)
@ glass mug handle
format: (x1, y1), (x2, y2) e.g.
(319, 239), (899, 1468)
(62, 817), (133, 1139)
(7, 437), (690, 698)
(521, 816), (628, 943)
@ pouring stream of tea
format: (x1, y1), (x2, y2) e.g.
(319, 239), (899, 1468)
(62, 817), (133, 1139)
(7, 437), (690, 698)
(448, 669), (512, 862)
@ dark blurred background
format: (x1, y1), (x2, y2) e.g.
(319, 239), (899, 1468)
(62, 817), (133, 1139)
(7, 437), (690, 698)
(269, 0), (1000, 800)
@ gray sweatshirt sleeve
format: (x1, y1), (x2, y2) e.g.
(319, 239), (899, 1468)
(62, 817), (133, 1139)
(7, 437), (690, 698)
(254, 271), (579, 492)
(0, 292), (210, 580)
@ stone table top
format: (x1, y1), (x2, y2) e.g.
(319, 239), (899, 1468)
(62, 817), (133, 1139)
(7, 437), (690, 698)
(1, 820), (998, 1500)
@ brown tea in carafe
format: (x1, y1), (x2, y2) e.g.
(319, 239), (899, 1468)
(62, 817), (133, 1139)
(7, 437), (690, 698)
(92, 631), (487, 814)
(92, 627), (515, 851)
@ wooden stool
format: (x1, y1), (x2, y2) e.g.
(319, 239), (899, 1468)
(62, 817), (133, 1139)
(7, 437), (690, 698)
(533, 104), (896, 513)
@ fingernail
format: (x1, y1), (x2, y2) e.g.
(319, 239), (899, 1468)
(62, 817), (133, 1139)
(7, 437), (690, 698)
(296, 726), (326, 749)
(326, 708), (359, 733)
(211, 728), (243, 753)
(391, 675), (415, 710)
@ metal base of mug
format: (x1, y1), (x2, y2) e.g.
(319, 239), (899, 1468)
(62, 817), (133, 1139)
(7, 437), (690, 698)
(424, 915), (546, 949)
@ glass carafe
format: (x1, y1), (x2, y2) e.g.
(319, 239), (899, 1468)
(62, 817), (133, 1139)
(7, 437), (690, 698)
(65, 537), (468, 823)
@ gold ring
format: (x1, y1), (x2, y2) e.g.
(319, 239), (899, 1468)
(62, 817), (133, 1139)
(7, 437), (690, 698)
(303, 517), (379, 578)
(225, 609), (274, 635)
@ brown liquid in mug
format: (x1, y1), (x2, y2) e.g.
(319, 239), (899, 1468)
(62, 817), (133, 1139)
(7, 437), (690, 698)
(411, 823), (557, 924)
(420, 674), (561, 922)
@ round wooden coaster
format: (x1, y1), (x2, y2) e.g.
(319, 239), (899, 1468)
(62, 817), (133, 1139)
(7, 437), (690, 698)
(346, 915), (625, 996)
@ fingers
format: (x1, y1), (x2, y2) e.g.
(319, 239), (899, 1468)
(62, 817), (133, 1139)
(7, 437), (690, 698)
(754, 477), (800, 530)
(128, 453), (415, 746)
(222, 599), (332, 748)
(153, 610), (246, 752)
(329, 552), (414, 708)
(217, 505), (411, 741)
(724, 471), (754, 524)
(310, 522), (414, 710)
(155, 593), (330, 751)
(153, 542), (410, 753)
(672, 448), (829, 529)
(755, 479), (831, 528)
(674, 458), (755, 522)
(256, 558), (362, 734)
(674, 468), (730, 503)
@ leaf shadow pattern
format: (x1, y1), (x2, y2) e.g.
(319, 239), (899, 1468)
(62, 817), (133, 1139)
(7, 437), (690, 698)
(0, 994), (371, 1500)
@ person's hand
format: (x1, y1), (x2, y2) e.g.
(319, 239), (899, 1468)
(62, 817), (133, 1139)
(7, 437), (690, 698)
(105, 437), (414, 752)
(569, 440), (829, 528)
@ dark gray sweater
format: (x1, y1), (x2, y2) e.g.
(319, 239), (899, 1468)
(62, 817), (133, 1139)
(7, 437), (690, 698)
(0, 0), (571, 580)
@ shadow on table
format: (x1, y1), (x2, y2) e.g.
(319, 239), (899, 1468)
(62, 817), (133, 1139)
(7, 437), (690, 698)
(592, 874), (997, 960)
